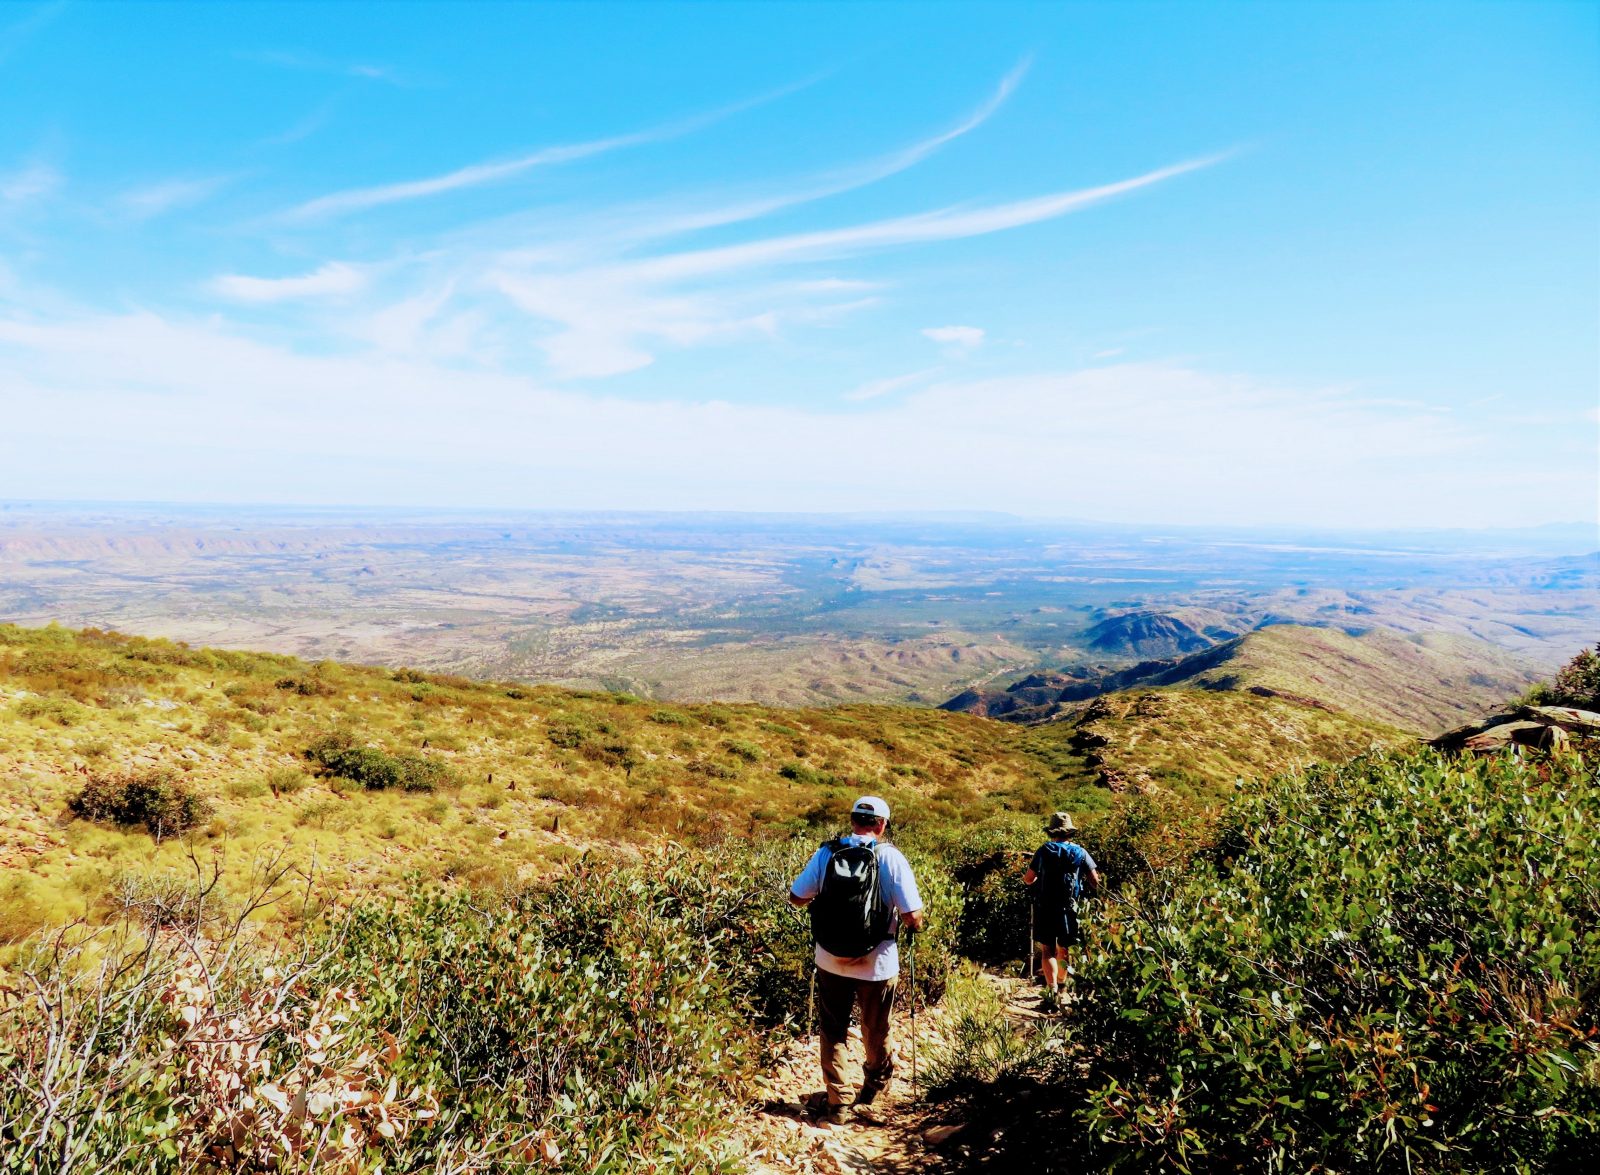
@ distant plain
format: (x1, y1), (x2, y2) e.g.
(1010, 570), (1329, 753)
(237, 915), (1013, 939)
(1, 502), (1593, 708)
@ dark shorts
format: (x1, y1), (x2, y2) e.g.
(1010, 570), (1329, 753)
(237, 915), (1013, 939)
(1033, 902), (1082, 949)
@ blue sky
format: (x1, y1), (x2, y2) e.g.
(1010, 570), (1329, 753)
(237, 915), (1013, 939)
(0, 0), (1595, 528)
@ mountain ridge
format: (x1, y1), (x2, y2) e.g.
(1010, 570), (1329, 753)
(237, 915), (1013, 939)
(942, 623), (1545, 734)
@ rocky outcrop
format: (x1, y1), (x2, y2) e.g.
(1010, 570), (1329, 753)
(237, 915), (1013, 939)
(1429, 705), (1600, 756)
(1243, 685), (1338, 713)
(938, 658), (1186, 723)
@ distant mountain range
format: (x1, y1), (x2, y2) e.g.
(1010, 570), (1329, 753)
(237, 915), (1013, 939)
(942, 621), (1545, 736)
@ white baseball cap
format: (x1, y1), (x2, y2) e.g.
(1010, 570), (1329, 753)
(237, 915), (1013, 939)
(851, 795), (890, 820)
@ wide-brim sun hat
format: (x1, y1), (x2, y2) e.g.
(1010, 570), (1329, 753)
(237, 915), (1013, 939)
(1046, 811), (1075, 832)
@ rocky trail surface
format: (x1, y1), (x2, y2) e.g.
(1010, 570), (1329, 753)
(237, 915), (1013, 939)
(735, 970), (1050, 1174)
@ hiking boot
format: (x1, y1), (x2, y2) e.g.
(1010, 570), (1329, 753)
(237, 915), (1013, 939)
(803, 1091), (845, 1124)
(855, 1077), (888, 1106)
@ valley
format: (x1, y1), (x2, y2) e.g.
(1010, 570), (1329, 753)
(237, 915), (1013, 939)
(2, 503), (1593, 711)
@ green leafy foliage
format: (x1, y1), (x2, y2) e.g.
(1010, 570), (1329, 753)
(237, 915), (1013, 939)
(0, 833), (960, 1172)
(1522, 642), (1600, 711)
(67, 770), (213, 839)
(305, 732), (461, 792)
(952, 750), (1600, 1172)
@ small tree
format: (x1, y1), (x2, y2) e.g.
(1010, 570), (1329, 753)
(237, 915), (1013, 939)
(1550, 642), (1600, 709)
(1522, 642), (1600, 711)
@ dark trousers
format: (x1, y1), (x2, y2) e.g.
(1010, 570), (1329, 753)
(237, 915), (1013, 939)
(815, 967), (897, 1106)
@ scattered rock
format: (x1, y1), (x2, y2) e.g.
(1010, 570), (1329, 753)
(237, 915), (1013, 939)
(1429, 705), (1600, 756)
(924, 1123), (964, 1145)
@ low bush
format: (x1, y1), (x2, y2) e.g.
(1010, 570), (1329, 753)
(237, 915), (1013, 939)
(924, 965), (1065, 1098)
(274, 674), (335, 697)
(723, 738), (763, 762)
(305, 734), (461, 792)
(265, 765), (310, 796)
(14, 696), (88, 726)
(1520, 641), (1600, 711)
(778, 761), (839, 788)
(955, 750), (1600, 1173)
(68, 770), (213, 839)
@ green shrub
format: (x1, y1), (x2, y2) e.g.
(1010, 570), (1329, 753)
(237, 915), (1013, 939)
(68, 771), (213, 839)
(73, 737), (112, 761)
(15, 696), (88, 726)
(274, 674), (335, 697)
(265, 765), (310, 796)
(980, 751), (1600, 1172)
(305, 734), (461, 792)
(0, 875), (56, 944)
(546, 718), (592, 749)
(321, 867), (767, 1170)
(224, 777), (268, 800)
(924, 965), (1065, 1097)
(723, 738), (763, 762)
(1521, 642), (1600, 711)
(778, 761), (838, 788)
(923, 813), (1037, 966)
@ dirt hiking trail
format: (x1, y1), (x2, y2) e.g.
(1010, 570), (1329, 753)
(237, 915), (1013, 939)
(736, 970), (1053, 1174)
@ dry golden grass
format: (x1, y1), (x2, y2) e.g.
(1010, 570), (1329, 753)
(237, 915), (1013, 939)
(0, 624), (1075, 943)
(0, 623), (1415, 946)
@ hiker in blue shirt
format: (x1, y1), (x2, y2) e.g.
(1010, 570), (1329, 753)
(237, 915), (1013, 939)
(789, 796), (924, 1120)
(1023, 811), (1100, 1005)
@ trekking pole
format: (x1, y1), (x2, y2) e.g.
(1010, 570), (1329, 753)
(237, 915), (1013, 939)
(1027, 903), (1035, 981)
(908, 931), (918, 1099)
(807, 965), (816, 1043)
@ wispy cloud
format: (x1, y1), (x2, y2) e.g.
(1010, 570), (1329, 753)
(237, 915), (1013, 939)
(0, 160), (59, 203)
(922, 325), (984, 350)
(212, 262), (368, 302)
(487, 155), (1218, 376)
(633, 156), (1223, 282)
(282, 75), (822, 222)
(622, 56), (1032, 243)
(259, 97), (341, 148)
(239, 49), (408, 86)
(286, 134), (670, 222)
(117, 174), (234, 220)
(846, 368), (939, 402)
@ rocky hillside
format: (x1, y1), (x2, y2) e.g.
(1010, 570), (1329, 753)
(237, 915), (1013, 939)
(0, 623), (1069, 938)
(1021, 687), (1410, 799)
(0, 622), (1433, 942)
(944, 624), (1545, 735)
(1078, 609), (1231, 658)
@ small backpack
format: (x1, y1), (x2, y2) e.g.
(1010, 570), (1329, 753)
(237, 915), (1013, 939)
(1034, 841), (1083, 911)
(809, 837), (892, 958)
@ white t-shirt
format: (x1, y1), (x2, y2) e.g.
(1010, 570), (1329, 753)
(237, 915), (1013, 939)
(790, 835), (923, 982)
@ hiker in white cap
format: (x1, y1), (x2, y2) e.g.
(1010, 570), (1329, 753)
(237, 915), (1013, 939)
(788, 795), (924, 1120)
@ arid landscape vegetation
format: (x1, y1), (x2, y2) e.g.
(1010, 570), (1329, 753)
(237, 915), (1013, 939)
(2, 0), (1596, 1168)
(1, 530), (1596, 1171)
(1, 504), (1591, 708)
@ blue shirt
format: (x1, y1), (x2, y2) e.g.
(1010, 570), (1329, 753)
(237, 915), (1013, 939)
(790, 834), (923, 982)
(1030, 840), (1097, 904)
